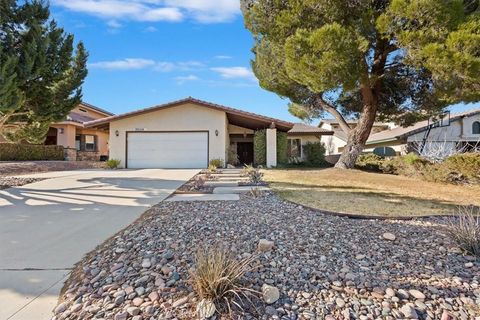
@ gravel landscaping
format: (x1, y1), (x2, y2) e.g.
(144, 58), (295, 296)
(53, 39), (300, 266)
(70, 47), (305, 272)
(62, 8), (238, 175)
(0, 161), (105, 176)
(54, 192), (479, 320)
(0, 176), (45, 189)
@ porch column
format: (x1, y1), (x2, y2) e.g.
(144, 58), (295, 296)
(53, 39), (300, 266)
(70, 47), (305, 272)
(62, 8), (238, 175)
(266, 127), (277, 168)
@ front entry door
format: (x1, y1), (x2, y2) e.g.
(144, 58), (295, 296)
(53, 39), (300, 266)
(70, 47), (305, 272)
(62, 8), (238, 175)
(237, 142), (254, 165)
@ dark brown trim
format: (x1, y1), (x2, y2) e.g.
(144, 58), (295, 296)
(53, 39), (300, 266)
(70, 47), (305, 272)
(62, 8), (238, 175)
(85, 97), (294, 131)
(287, 132), (333, 136)
(125, 130), (210, 169)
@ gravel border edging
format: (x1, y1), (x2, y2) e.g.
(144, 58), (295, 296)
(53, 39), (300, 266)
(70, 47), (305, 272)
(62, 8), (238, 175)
(280, 196), (455, 221)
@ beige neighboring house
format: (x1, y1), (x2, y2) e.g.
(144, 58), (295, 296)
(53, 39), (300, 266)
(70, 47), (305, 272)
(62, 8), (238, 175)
(85, 97), (333, 169)
(365, 109), (480, 155)
(318, 119), (392, 155)
(45, 102), (113, 160)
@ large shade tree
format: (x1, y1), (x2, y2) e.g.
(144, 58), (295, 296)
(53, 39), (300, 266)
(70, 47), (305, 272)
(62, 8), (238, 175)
(0, 0), (87, 143)
(241, 0), (480, 168)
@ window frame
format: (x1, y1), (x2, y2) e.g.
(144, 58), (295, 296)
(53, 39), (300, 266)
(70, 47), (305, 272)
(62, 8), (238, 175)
(287, 138), (302, 158)
(472, 121), (480, 135)
(84, 134), (96, 152)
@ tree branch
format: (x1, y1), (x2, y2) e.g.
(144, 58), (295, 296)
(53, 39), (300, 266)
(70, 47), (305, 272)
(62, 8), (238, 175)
(313, 95), (352, 134)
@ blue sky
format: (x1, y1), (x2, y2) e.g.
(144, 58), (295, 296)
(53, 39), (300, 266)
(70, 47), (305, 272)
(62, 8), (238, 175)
(49, 0), (478, 123)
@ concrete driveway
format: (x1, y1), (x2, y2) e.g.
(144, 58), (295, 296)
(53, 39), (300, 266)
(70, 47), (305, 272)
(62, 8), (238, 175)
(0, 169), (198, 320)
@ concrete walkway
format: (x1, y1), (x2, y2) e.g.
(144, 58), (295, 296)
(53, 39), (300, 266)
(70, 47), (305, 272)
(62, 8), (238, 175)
(0, 169), (198, 320)
(167, 169), (269, 202)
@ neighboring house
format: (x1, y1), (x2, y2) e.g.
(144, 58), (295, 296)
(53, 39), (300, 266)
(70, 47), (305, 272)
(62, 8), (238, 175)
(365, 109), (480, 156)
(316, 109), (480, 157)
(45, 102), (113, 160)
(318, 120), (392, 155)
(85, 97), (333, 169)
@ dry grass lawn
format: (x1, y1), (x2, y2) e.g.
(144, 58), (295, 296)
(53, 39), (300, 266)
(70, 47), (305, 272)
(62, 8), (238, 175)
(264, 168), (480, 217)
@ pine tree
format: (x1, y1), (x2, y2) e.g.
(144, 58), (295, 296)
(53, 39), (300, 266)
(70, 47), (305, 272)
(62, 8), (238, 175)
(242, 0), (480, 168)
(0, 0), (88, 143)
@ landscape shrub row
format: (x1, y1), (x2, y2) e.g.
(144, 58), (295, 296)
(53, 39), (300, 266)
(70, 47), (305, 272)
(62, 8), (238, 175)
(356, 152), (480, 185)
(0, 143), (64, 161)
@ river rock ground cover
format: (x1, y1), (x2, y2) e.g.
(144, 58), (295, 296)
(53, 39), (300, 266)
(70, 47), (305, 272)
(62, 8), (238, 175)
(54, 192), (479, 320)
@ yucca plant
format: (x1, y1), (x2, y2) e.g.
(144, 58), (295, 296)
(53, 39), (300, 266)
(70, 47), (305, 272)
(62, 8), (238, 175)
(241, 164), (254, 177)
(446, 206), (480, 257)
(190, 244), (258, 316)
(248, 187), (263, 198)
(248, 168), (264, 184)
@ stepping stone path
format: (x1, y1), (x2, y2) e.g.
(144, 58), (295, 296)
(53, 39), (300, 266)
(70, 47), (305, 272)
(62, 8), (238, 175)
(168, 168), (268, 202)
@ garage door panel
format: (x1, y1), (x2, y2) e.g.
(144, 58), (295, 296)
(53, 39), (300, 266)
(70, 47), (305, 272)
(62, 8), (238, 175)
(127, 132), (208, 168)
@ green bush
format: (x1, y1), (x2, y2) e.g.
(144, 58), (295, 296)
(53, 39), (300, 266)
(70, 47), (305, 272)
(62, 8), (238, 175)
(209, 158), (224, 168)
(253, 130), (266, 166)
(402, 152), (423, 165)
(303, 142), (326, 166)
(276, 132), (288, 165)
(355, 151), (480, 185)
(105, 159), (121, 169)
(0, 143), (64, 161)
(355, 153), (385, 172)
(444, 153), (480, 184)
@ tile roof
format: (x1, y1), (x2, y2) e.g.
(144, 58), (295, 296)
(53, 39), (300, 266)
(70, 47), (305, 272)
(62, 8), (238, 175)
(288, 123), (333, 135)
(320, 119), (390, 126)
(85, 97), (299, 131)
(66, 112), (96, 124)
(80, 102), (114, 116)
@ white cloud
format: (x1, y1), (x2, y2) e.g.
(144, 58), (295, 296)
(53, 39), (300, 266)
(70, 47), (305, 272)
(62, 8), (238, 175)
(144, 26), (158, 32)
(52, 0), (183, 22)
(211, 67), (256, 81)
(175, 74), (199, 84)
(52, 0), (240, 23)
(89, 58), (155, 70)
(106, 20), (122, 28)
(153, 61), (176, 72)
(214, 55), (232, 59)
(89, 58), (204, 72)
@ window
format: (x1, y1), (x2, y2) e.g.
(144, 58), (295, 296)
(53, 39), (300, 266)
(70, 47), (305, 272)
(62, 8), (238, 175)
(79, 108), (87, 113)
(473, 121), (480, 134)
(85, 135), (96, 151)
(373, 146), (396, 157)
(75, 134), (97, 151)
(75, 135), (81, 151)
(287, 138), (301, 158)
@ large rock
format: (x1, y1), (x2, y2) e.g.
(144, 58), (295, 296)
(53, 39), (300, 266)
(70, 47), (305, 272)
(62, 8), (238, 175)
(197, 299), (216, 319)
(382, 232), (396, 241)
(257, 239), (274, 252)
(262, 284), (280, 304)
(400, 304), (418, 319)
(408, 289), (426, 300)
(54, 302), (68, 314)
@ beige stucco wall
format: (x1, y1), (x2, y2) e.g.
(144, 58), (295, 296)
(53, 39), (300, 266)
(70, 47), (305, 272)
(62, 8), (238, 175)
(79, 128), (109, 155)
(73, 104), (110, 120)
(291, 135), (323, 159)
(52, 124), (76, 149)
(320, 134), (345, 155)
(109, 103), (227, 168)
(266, 128), (277, 167)
(407, 115), (480, 143)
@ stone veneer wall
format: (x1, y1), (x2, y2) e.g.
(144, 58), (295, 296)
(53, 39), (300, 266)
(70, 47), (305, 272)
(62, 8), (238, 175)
(64, 148), (77, 161)
(76, 151), (101, 161)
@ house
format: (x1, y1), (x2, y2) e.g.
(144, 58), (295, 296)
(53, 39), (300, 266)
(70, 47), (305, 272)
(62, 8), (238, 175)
(85, 97), (333, 168)
(365, 109), (480, 156)
(318, 119), (392, 155)
(45, 102), (113, 160)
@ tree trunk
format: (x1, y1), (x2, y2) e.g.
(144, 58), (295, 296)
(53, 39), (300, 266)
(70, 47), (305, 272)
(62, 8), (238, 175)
(335, 87), (378, 169)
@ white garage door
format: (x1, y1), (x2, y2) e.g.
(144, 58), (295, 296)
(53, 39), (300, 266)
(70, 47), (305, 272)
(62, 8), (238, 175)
(127, 131), (208, 168)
